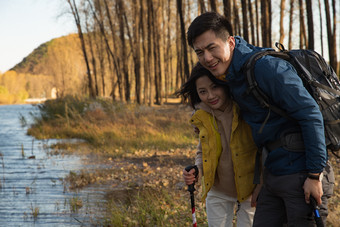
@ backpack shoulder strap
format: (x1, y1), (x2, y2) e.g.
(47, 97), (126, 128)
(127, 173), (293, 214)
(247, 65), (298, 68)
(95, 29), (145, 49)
(242, 50), (293, 125)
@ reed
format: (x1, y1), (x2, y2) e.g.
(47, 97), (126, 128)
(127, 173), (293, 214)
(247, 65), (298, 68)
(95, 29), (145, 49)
(69, 196), (83, 213)
(21, 144), (25, 158)
(30, 203), (39, 220)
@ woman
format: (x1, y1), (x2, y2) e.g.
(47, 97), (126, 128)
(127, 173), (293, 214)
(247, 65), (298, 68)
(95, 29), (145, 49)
(176, 63), (260, 227)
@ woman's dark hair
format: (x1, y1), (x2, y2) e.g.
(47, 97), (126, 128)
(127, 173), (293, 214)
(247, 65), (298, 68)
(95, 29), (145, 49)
(187, 11), (233, 48)
(175, 62), (230, 109)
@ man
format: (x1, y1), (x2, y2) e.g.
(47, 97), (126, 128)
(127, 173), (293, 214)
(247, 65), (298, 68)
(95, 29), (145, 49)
(187, 11), (334, 226)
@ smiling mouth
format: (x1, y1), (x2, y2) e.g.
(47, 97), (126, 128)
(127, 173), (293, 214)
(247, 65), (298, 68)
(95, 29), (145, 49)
(210, 100), (218, 105)
(208, 62), (218, 69)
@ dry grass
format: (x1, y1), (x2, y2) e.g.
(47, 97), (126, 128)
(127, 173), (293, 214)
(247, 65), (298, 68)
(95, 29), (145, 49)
(28, 96), (196, 155)
(327, 156), (340, 227)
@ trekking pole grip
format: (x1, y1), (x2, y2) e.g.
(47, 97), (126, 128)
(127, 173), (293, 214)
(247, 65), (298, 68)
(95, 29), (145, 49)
(185, 165), (199, 193)
(310, 196), (324, 227)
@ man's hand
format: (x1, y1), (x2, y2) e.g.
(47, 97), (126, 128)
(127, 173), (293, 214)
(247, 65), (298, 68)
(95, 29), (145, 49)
(303, 177), (323, 205)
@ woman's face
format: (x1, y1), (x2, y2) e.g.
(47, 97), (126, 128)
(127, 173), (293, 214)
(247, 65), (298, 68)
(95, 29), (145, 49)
(196, 75), (228, 111)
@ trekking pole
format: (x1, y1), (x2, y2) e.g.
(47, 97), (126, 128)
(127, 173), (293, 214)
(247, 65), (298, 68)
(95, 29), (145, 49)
(310, 196), (324, 227)
(185, 165), (199, 227)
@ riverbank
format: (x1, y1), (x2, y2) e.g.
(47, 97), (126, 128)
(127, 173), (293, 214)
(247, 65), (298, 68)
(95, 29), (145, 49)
(27, 97), (340, 226)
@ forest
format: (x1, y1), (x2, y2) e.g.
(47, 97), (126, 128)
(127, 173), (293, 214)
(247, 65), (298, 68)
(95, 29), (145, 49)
(0, 0), (339, 105)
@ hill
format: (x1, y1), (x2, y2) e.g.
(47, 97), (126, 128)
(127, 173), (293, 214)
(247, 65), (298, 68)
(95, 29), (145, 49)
(11, 34), (84, 76)
(0, 34), (86, 103)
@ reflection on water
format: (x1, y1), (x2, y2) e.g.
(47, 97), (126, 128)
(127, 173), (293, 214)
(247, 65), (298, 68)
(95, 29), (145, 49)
(0, 104), (103, 226)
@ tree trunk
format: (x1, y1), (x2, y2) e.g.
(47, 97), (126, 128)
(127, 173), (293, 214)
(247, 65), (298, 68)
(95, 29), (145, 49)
(241, 0), (249, 42)
(288, 0), (294, 49)
(318, 0), (324, 56)
(233, 1), (241, 36)
(223, 0), (231, 23)
(140, 0), (148, 104)
(306, 0), (314, 50)
(66, 0), (95, 98)
(102, 0), (123, 101)
(248, 0), (255, 44)
(255, 0), (260, 46)
(147, 0), (155, 106)
(153, 2), (162, 105)
(279, 0), (286, 45)
(123, 2), (141, 104)
(117, 0), (130, 102)
(134, 1), (141, 104)
(261, 0), (268, 46)
(198, 0), (206, 14)
(298, 0), (307, 49)
(209, 0), (217, 12)
(324, 0), (337, 72)
(85, 12), (99, 96)
(177, 0), (190, 80)
(331, 0), (338, 73)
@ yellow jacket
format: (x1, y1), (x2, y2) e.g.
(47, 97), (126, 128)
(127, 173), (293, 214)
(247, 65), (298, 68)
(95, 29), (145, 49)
(190, 103), (257, 202)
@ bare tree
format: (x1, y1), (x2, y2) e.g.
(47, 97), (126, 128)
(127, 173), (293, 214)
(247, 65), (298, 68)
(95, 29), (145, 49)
(298, 0), (307, 48)
(331, 0), (338, 73)
(84, 9), (99, 96)
(147, 0), (155, 106)
(279, 0), (286, 45)
(324, 0), (338, 72)
(198, 0), (207, 14)
(123, 2), (142, 103)
(223, 0), (231, 25)
(318, 0), (324, 56)
(261, 0), (270, 46)
(288, 0), (294, 49)
(248, 0), (255, 44)
(140, 0), (149, 104)
(177, 0), (190, 81)
(241, 0), (249, 42)
(210, 0), (217, 12)
(153, 2), (163, 105)
(66, 0), (95, 98)
(233, 1), (241, 36)
(306, 0), (314, 50)
(117, 0), (130, 102)
(255, 0), (260, 45)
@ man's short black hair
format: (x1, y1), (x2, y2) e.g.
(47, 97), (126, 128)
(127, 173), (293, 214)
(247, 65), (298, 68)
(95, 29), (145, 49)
(187, 12), (233, 48)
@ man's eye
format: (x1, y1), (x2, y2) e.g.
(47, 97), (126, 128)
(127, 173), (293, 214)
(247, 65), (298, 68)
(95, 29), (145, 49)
(196, 51), (203, 56)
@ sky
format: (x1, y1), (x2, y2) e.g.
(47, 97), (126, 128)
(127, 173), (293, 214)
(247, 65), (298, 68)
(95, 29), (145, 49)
(0, 0), (76, 73)
(0, 0), (338, 73)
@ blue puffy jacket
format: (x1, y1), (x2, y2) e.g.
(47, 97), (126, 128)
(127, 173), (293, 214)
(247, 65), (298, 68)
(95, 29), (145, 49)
(225, 36), (327, 175)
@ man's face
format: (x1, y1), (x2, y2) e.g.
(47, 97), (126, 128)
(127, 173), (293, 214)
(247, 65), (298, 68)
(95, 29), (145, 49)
(193, 30), (235, 77)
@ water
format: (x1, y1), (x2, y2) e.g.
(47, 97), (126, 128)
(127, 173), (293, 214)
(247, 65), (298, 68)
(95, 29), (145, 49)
(0, 104), (104, 226)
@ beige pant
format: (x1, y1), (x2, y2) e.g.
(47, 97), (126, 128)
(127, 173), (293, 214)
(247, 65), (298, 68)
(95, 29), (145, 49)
(206, 189), (255, 227)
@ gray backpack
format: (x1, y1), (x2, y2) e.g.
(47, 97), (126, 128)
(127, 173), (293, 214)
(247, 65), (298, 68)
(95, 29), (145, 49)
(243, 43), (340, 156)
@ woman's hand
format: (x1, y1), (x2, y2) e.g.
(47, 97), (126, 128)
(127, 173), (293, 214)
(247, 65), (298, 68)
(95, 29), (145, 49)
(182, 168), (197, 185)
(251, 184), (262, 207)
